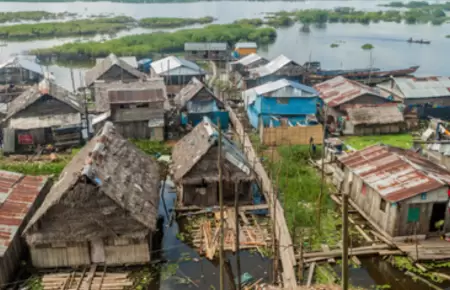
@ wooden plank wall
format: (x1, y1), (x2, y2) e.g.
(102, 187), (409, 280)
(227, 106), (298, 289)
(261, 125), (323, 146)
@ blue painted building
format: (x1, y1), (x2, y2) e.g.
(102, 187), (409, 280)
(244, 55), (305, 89)
(244, 79), (319, 129)
(174, 77), (229, 129)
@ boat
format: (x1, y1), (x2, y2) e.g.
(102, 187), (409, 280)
(305, 63), (420, 85)
(407, 38), (431, 44)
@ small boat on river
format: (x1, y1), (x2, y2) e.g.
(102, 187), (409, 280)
(407, 38), (431, 44)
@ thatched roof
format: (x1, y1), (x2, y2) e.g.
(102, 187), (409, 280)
(84, 53), (145, 87)
(3, 79), (82, 122)
(171, 117), (253, 184)
(345, 104), (404, 126)
(24, 122), (160, 243)
(173, 77), (223, 109)
(93, 78), (167, 112)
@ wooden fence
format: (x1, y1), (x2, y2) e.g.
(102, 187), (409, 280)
(260, 125), (323, 146)
(227, 106), (298, 289)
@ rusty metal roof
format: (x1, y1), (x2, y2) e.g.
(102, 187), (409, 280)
(0, 171), (48, 257)
(339, 145), (450, 202)
(314, 76), (385, 107)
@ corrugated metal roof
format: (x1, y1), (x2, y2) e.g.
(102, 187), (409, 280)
(235, 42), (257, 49)
(0, 56), (43, 75)
(234, 53), (264, 66)
(96, 56), (138, 69)
(314, 76), (385, 107)
(339, 145), (450, 202)
(184, 42), (228, 51)
(0, 171), (48, 257)
(254, 79), (318, 96)
(151, 56), (205, 75)
(391, 77), (450, 99)
(345, 104), (404, 125)
(249, 54), (296, 78)
(108, 88), (165, 104)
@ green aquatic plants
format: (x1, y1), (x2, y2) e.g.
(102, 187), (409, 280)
(0, 16), (135, 40)
(32, 23), (277, 59)
(330, 43), (339, 48)
(391, 256), (444, 283)
(139, 16), (214, 28)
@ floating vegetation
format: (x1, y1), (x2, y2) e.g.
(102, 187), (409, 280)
(330, 43), (339, 48)
(361, 43), (374, 50)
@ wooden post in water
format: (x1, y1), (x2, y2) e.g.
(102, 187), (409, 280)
(217, 119), (225, 290)
(342, 193), (349, 290)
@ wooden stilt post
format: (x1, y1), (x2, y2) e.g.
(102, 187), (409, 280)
(218, 119), (225, 290)
(342, 193), (349, 290)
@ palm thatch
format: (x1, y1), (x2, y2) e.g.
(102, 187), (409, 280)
(171, 118), (253, 184)
(24, 122), (160, 245)
(84, 53), (145, 87)
(345, 104), (404, 126)
(4, 79), (82, 121)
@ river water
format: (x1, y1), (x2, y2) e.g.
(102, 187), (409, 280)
(2, 2), (450, 287)
(0, 0), (449, 88)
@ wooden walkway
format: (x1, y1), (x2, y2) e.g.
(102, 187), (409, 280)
(228, 106), (298, 288)
(396, 238), (450, 261)
(40, 265), (132, 290)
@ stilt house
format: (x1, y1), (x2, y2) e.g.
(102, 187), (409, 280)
(91, 79), (167, 140)
(84, 53), (146, 89)
(150, 56), (206, 98)
(24, 122), (160, 268)
(0, 171), (50, 288)
(174, 77), (228, 129)
(0, 55), (44, 85)
(244, 55), (305, 89)
(339, 145), (450, 239)
(171, 117), (254, 207)
(1, 79), (84, 154)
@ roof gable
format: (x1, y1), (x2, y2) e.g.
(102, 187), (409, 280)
(4, 80), (82, 121)
(174, 77), (222, 109)
(24, 122), (161, 234)
(171, 117), (251, 182)
(84, 53), (144, 87)
(249, 55), (303, 78)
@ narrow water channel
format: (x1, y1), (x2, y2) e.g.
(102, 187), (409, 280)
(154, 179), (273, 289)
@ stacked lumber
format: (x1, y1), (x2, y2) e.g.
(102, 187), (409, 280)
(40, 269), (132, 290)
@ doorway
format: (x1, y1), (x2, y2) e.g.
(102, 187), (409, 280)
(90, 238), (105, 263)
(429, 202), (447, 232)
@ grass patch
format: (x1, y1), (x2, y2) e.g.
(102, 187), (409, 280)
(139, 16), (214, 28)
(343, 134), (413, 150)
(130, 139), (171, 156)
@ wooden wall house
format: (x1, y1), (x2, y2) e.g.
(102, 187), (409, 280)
(92, 79), (167, 140)
(244, 55), (305, 90)
(150, 56), (206, 98)
(1, 79), (84, 154)
(0, 56), (44, 85)
(174, 77), (229, 129)
(0, 171), (50, 288)
(338, 145), (450, 239)
(23, 122), (160, 268)
(171, 117), (255, 207)
(84, 53), (146, 103)
(184, 42), (229, 61)
(342, 104), (405, 135)
(314, 76), (394, 133)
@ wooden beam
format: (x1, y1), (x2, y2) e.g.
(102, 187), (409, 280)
(306, 262), (316, 287)
(75, 267), (87, 290)
(321, 244), (335, 263)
